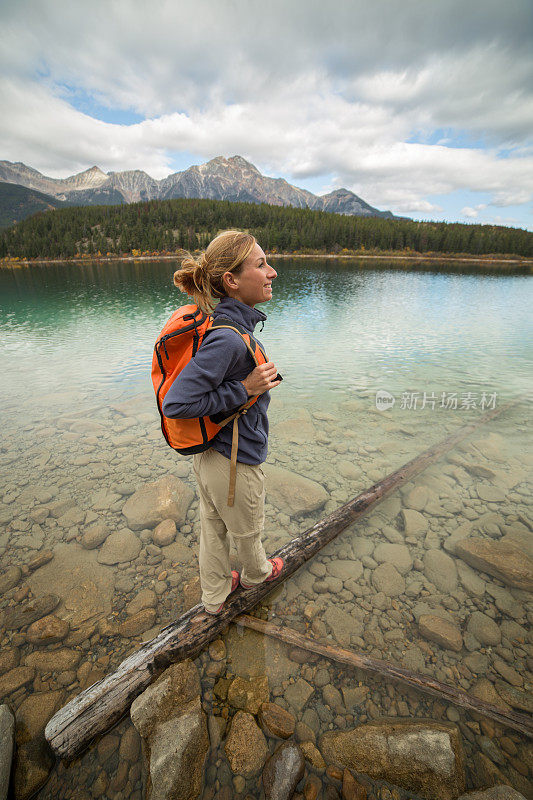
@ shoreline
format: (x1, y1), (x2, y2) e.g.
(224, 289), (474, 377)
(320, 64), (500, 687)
(1, 251), (532, 269)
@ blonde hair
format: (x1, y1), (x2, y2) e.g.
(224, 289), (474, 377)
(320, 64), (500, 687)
(173, 229), (256, 313)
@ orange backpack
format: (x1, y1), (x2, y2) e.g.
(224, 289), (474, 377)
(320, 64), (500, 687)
(152, 304), (267, 505)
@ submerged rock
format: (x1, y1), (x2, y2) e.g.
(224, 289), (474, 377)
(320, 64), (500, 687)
(26, 542), (114, 628)
(263, 464), (328, 516)
(373, 543), (413, 575)
(225, 710), (269, 778)
(25, 614), (69, 645)
(273, 419), (316, 445)
(262, 740), (305, 800)
(1, 594), (59, 630)
(0, 705), (15, 800)
(319, 718), (465, 800)
(152, 519), (177, 546)
(130, 660), (208, 800)
(399, 508), (428, 536)
(100, 608), (156, 638)
(455, 537), (533, 591)
(457, 787), (527, 800)
(423, 549), (458, 593)
(0, 565), (22, 595)
(122, 476), (194, 530)
(494, 680), (533, 713)
(0, 667), (35, 700)
(24, 649), (80, 673)
(466, 611), (501, 647)
(80, 523), (109, 550)
(13, 737), (54, 800)
(97, 528), (141, 565)
(227, 675), (269, 715)
(258, 702), (296, 739)
(418, 614), (463, 652)
(371, 563), (405, 597)
(15, 690), (64, 743)
(323, 605), (364, 645)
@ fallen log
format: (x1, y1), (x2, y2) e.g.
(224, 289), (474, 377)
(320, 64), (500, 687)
(235, 614), (533, 738)
(45, 393), (526, 759)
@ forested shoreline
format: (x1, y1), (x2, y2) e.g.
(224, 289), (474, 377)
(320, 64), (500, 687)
(1, 196), (532, 259)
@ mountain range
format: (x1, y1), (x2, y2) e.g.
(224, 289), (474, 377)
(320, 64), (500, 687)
(0, 155), (397, 226)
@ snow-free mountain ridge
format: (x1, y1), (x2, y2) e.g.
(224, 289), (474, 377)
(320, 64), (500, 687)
(0, 155), (396, 218)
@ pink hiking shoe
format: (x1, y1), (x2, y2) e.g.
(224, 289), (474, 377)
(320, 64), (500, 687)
(204, 570), (240, 615)
(240, 557), (284, 589)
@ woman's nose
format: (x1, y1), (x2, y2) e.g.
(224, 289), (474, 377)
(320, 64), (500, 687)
(267, 265), (277, 279)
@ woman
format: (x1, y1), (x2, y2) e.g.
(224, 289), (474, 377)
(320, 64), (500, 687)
(162, 230), (284, 615)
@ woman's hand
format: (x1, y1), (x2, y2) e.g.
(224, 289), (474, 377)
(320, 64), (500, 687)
(241, 362), (282, 397)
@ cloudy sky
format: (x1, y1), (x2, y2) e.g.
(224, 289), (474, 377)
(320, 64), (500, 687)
(1, 0), (532, 229)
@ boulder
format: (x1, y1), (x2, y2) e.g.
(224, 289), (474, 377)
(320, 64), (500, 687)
(399, 508), (428, 536)
(224, 710), (269, 778)
(466, 611), (501, 647)
(373, 543), (413, 575)
(97, 528), (141, 565)
(418, 615), (463, 652)
(122, 476), (194, 531)
(227, 675), (269, 715)
(455, 538), (533, 591)
(258, 702), (296, 739)
(262, 741), (305, 800)
(100, 608), (156, 638)
(0, 667), (35, 700)
(25, 615), (69, 646)
(263, 464), (328, 516)
(423, 550), (458, 593)
(273, 419), (316, 445)
(1, 595), (59, 631)
(371, 563), (405, 597)
(15, 690), (64, 743)
(152, 519), (177, 547)
(403, 485), (430, 511)
(323, 605), (364, 646)
(130, 660), (208, 800)
(80, 523), (109, 550)
(0, 705), (15, 800)
(0, 566), (22, 595)
(319, 718), (465, 800)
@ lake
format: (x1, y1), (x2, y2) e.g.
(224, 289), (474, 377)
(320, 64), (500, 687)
(0, 257), (532, 800)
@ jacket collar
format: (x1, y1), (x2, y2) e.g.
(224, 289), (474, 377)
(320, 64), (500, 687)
(213, 296), (267, 334)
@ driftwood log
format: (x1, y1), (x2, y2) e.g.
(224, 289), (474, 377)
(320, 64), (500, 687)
(235, 614), (533, 738)
(45, 394), (525, 759)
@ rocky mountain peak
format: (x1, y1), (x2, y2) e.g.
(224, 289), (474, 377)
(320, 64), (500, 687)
(0, 156), (397, 220)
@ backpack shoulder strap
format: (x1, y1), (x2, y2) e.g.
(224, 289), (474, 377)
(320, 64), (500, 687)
(207, 316), (267, 365)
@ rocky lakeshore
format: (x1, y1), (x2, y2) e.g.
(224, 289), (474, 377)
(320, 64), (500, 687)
(0, 389), (531, 799)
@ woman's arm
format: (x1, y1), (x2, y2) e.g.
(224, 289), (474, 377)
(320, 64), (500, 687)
(161, 329), (249, 419)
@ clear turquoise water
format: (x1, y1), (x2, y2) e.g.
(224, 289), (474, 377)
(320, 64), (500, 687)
(0, 257), (531, 406)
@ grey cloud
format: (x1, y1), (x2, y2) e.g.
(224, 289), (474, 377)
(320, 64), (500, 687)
(0, 0), (532, 224)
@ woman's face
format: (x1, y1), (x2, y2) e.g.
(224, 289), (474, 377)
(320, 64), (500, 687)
(224, 243), (277, 307)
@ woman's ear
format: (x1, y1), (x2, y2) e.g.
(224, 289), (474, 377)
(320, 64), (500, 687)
(222, 271), (239, 293)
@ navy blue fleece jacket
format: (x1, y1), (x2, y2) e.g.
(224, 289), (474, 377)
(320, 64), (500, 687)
(161, 296), (271, 465)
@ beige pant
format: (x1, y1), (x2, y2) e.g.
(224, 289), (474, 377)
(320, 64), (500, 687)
(192, 447), (273, 612)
